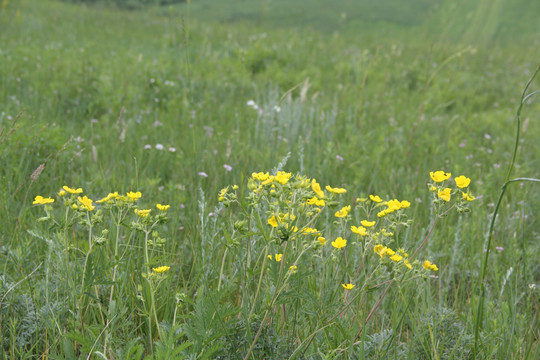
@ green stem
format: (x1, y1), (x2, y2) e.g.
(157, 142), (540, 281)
(217, 247), (229, 292)
(248, 246), (268, 320)
(473, 65), (540, 359)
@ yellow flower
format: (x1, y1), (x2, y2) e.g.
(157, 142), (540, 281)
(275, 171), (292, 185)
(267, 255), (273, 260)
(289, 265), (297, 272)
(317, 236), (327, 245)
(360, 220), (376, 227)
(33, 195), (55, 205)
(400, 200), (411, 208)
(152, 266), (170, 273)
(334, 205), (351, 218)
(96, 192), (119, 203)
(218, 187), (228, 201)
(77, 196), (95, 211)
(306, 196), (325, 207)
(301, 227), (319, 235)
(454, 175), (471, 188)
(438, 188), (452, 202)
(377, 210), (388, 218)
(369, 194), (383, 203)
(311, 179), (325, 199)
(232, 185), (239, 190)
(134, 208), (151, 218)
(430, 170), (451, 183)
(462, 192), (476, 201)
(58, 190), (66, 197)
(274, 253), (283, 262)
(387, 199), (402, 211)
(268, 215), (279, 227)
(252, 172), (270, 181)
(342, 283), (354, 290)
(325, 185), (347, 194)
(156, 203), (170, 211)
(404, 260), (413, 269)
(423, 260), (438, 271)
(351, 225), (368, 236)
(331, 237), (347, 249)
(63, 185), (83, 194)
(127, 191), (142, 202)
(390, 254), (403, 262)
(373, 244), (384, 255)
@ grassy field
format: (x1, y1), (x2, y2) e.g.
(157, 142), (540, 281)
(1, 0), (539, 358)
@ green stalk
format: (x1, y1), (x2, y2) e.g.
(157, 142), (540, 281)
(473, 65), (540, 359)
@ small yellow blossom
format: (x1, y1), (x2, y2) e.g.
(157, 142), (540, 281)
(462, 192), (476, 201)
(33, 195), (55, 205)
(63, 185), (83, 194)
(77, 196), (95, 211)
(96, 192), (119, 203)
(274, 253), (283, 262)
(351, 225), (368, 236)
(268, 216), (278, 227)
(152, 266), (171, 273)
(331, 237), (347, 249)
(325, 185), (347, 194)
(390, 254), (403, 262)
(335, 205), (351, 218)
(306, 196), (325, 207)
(275, 171), (292, 185)
(438, 188), (452, 202)
(58, 190), (66, 197)
(369, 194), (383, 203)
(232, 185), (239, 190)
(127, 191), (142, 202)
(400, 200), (411, 208)
(377, 210), (388, 218)
(156, 204), (170, 211)
(71, 204), (78, 210)
(261, 175), (274, 185)
(404, 260), (413, 269)
(252, 172), (270, 181)
(387, 199), (402, 211)
(361, 220), (376, 227)
(430, 171), (451, 183)
(289, 265), (297, 272)
(317, 236), (327, 245)
(301, 227), (319, 235)
(134, 209), (151, 218)
(454, 175), (471, 188)
(423, 260), (438, 271)
(311, 179), (325, 199)
(342, 283), (354, 290)
(218, 187), (228, 201)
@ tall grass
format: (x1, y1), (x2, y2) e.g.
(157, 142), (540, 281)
(0, 0), (539, 358)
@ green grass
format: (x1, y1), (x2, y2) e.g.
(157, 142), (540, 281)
(0, 0), (539, 358)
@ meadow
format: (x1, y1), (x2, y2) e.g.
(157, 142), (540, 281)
(0, 0), (539, 358)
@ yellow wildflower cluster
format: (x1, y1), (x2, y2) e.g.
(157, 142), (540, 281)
(267, 253), (283, 262)
(252, 171), (292, 186)
(423, 260), (439, 271)
(428, 170), (475, 204)
(78, 196), (95, 211)
(376, 199), (410, 218)
(152, 266), (171, 274)
(33, 195), (55, 205)
(156, 203), (170, 211)
(335, 205), (351, 218)
(134, 209), (151, 218)
(374, 245), (412, 269)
